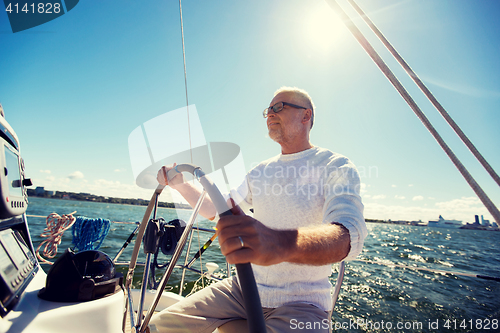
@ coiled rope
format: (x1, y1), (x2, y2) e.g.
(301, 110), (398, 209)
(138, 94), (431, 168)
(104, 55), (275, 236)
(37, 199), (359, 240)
(36, 211), (77, 265)
(71, 216), (111, 252)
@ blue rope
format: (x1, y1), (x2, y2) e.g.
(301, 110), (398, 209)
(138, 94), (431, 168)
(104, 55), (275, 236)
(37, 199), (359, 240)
(71, 216), (111, 252)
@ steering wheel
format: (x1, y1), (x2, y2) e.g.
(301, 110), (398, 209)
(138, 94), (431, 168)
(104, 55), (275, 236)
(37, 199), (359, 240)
(124, 163), (266, 333)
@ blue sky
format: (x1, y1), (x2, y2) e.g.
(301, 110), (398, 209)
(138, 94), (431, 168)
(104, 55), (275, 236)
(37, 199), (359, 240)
(1, 0), (499, 223)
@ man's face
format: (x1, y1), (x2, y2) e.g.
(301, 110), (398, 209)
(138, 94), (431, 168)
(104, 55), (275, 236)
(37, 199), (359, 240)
(267, 92), (305, 144)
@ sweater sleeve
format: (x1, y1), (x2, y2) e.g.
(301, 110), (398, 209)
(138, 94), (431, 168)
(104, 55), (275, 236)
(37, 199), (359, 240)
(223, 174), (253, 215)
(322, 157), (367, 261)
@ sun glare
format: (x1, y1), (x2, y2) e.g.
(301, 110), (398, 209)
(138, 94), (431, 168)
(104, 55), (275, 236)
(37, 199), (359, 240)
(303, 2), (346, 55)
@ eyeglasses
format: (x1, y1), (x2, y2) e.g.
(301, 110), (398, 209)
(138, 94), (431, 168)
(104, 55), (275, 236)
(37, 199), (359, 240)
(263, 101), (308, 118)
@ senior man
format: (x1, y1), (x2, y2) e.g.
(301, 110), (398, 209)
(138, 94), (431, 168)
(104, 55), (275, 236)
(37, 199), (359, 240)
(150, 87), (367, 333)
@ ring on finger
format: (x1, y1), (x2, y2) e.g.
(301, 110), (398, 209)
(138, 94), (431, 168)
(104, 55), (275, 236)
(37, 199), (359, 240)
(238, 236), (245, 249)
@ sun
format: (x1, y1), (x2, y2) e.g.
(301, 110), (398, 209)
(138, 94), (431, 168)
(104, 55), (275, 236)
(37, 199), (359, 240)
(302, 2), (347, 55)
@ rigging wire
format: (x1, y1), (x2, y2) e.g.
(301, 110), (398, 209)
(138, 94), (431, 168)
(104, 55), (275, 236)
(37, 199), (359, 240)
(178, 0), (193, 166)
(178, 0), (205, 290)
(346, 0), (500, 189)
(325, 0), (500, 224)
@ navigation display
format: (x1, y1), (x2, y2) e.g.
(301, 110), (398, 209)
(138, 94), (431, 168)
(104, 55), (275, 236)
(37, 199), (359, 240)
(0, 244), (16, 278)
(0, 229), (38, 317)
(1, 232), (26, 267)
(4, 145), (22, 197)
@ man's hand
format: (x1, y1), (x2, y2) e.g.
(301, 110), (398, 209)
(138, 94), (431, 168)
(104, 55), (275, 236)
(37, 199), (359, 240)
(157, 164), (185, 188)
(156, 164), (216, 220)
(216, 199), (296, 266)
(217, 200), (351, 266)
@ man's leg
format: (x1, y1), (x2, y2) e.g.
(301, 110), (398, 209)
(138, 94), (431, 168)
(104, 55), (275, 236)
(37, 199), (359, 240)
(218, 303), (330, 333)
(264, 303), (330, 333)
(149, 276), (247, 333)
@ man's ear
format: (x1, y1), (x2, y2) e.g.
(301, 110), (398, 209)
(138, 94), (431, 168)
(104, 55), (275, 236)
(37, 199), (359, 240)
(302, 109), (312, 124)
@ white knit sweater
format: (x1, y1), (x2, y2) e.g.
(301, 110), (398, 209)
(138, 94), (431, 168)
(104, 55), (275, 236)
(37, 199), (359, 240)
(228, 146), (367, 311)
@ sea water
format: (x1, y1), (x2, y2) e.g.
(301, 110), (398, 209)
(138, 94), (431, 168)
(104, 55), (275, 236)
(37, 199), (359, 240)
(26, 197), (499, 332)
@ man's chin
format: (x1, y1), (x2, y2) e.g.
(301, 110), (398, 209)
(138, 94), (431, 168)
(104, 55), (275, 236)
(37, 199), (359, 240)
(268, 130), (283, 143)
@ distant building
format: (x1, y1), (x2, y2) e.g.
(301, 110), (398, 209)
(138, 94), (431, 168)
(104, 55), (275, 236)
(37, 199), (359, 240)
(481, 215), (491, 227)
(35, 187), (45, 196)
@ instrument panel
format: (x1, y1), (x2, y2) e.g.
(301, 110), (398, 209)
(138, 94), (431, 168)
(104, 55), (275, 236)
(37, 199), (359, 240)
(0, 228), (38, 317)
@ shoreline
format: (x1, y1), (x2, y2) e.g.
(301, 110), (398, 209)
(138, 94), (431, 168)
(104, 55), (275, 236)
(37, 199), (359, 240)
(26, 189), (191, 210)
(27, 191), (498, 231)
(365, 218), (499, 231)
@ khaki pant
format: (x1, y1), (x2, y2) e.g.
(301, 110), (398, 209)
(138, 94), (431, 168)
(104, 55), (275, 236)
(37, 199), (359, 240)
(149, 276), (329, 333)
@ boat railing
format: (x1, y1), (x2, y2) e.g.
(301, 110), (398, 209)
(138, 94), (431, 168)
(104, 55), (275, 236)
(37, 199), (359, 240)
(113, 224), (226, 294)
(120, 164), (266, 333)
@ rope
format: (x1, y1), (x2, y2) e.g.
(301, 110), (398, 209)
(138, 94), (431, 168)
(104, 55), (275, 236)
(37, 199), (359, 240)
(325, 0), (500, 224)
(71, 216), (111, 252)
(346, 0), (500, 189)
(28, 214), (136, 224)
(35, 211), (77, 265)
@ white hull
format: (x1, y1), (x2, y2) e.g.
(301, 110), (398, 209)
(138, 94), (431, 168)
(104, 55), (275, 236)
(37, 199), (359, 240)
(427, 222), (462, 228)
(1, 269), (124, 333)
(427, 216), (462, 229)
(0, 268), (194, 333)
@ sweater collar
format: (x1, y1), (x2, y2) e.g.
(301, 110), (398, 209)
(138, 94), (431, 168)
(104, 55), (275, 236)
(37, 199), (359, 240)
(278, 146), (319, 161)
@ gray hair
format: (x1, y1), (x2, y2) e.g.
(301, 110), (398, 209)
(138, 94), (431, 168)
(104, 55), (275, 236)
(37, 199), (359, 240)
(274, 86), (315, 129)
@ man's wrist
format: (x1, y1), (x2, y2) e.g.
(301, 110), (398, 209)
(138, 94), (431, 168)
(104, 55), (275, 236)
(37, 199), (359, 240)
(170, 181), (188, 191)
(278, 229), (299, 263)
